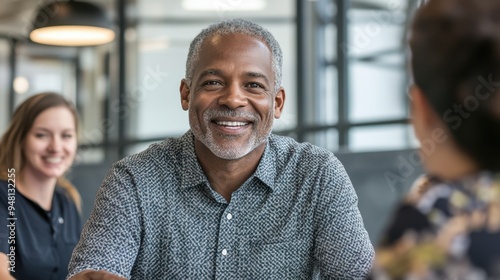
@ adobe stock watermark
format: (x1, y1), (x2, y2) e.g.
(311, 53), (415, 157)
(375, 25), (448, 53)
(340, 0), (405, 56)
(6, 168), (16, 273)
(384, 74), (500, 192)
(78, 65), (169, 155)
(6, 0), (66, 46)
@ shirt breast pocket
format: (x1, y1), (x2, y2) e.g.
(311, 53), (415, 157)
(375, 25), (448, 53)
(243, 239), (312, 279)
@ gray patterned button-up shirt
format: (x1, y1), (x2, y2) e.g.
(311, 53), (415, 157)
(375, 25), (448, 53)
(68, 131), (374, 279)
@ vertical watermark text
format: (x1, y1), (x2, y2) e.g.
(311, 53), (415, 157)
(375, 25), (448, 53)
(6, 168), (16, 273)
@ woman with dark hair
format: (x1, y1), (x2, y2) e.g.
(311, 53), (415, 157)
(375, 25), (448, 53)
(374, 0), (500, 279)
(0, 93), (82, 280)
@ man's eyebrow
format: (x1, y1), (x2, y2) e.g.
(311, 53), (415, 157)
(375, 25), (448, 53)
(198, 69), (221, 80)
(197, 70), (270, 84)
(246, 72), (269, 84)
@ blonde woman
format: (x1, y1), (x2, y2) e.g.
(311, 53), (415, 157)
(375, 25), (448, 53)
(0, 93), (82, 280)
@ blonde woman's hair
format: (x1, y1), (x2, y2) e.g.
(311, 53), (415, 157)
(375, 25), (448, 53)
(0, 92), (82, 212)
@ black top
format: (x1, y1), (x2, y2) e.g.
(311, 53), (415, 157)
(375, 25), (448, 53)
(0, 180), (82, 280)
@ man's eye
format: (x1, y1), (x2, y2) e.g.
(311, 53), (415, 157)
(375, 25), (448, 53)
(247, 82), (264, 89)
(202, 81), (221, 86)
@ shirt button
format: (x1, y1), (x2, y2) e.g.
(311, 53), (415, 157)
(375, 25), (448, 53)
(222, 249), (228, 256)
(226, 213), (233, 220)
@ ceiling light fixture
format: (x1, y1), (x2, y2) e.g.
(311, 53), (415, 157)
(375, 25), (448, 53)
(14, 77), (30, 94)
(182, 0), (266, 11)
(29, 0), (115, 47)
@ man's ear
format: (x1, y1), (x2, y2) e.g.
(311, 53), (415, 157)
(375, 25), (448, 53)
(273, 87), (286, 119)
(180, 79), (190, 111)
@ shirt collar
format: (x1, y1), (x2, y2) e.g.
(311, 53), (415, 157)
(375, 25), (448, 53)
(179, 131), (279, 192)
(253, 135), (279, 192)
(179, 130), (209, 189)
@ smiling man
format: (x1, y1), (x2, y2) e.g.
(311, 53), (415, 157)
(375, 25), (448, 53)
(68, 19), (374, 280)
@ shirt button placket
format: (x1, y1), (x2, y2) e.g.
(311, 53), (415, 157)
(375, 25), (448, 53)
(215, 207), (236, 279)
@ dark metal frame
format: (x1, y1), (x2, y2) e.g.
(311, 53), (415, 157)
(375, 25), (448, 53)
(2, 0), (421, 162)
(336, 0), (349, 148)
(293, 0), (417, 152)
(8, 38), (17, 118)
(117, 0), (127, 158)
(296, 0), (307, 143)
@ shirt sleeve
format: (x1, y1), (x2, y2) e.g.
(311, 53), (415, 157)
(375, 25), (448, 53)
(313, 157), (375, 279)
(67, 162), (142, 279)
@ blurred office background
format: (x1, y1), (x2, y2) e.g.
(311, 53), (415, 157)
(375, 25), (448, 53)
(0, 0), (424, 244)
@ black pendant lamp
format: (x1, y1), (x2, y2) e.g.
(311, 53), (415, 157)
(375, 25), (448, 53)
(29, 0), (115, 46)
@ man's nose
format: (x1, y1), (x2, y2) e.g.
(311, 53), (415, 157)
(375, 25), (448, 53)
(218, 83), (248, 109)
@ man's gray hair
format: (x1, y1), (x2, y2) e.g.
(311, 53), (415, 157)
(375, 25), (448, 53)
(185, 18), (283, 92)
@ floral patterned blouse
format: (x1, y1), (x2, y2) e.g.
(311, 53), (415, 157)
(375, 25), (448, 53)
(373, 172), (500, 279)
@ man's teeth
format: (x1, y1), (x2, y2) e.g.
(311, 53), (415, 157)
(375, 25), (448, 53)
(45, 157), (62, 164)
(215, 121), (248, 127)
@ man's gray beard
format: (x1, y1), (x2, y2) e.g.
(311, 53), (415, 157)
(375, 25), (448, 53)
(190, 108), (272, 160)
(191, 122), (271, 160)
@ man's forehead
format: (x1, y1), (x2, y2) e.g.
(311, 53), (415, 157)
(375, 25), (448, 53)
(202, 33), (268, 49)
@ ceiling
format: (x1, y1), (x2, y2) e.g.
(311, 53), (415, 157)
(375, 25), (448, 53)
(0, 0), (413, 38)
(0, 0), (414, 60)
